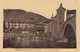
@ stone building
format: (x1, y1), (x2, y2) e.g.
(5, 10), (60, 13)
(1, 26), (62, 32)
(34, 23), (45, 34)
(4, 9), (50, 33)
(45, 4), (76, 43)
(3, 4), (76, 45)
(45, 4), (66, 39)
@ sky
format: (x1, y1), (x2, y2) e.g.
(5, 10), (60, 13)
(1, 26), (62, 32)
(0, 0), (79, 19)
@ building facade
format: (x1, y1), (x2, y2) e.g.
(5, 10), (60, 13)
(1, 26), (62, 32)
(3, 4), (76, 43)
(45, 4), (66, 39)
(3, 9), (49, 33)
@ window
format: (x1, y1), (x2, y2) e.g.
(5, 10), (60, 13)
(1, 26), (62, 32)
(19, 25), (20, 26)
(12, 25), (13, 26)
(19, 23), (20, 24)
(25, 25), (27, 27)
(15, 25), (16, 26)
(60, 10), (61, 12)
(60, 23), (61, 25)
(60, 16), (61, 18)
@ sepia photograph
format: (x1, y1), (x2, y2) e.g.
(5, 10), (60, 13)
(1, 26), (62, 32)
(3, 3), (76, 48)
(0, 0), (80, 52)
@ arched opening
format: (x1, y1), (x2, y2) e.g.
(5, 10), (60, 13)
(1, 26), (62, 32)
(64, 24), (76, 42)
(64, 24), (76, 48)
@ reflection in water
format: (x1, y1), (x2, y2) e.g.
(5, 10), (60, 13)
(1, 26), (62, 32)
(3, 33), (76, 48)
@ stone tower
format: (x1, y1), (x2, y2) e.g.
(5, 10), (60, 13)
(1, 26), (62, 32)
(56, 3), (66, 25)
(56, 3), (66, 36)
(47, 4), (66, 39)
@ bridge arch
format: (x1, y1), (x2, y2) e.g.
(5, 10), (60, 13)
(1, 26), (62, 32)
(62, 17), (76, 42)
(64, 24), (76, 42)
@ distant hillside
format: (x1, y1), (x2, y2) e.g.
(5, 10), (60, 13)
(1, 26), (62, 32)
(4, 9), (50, 23)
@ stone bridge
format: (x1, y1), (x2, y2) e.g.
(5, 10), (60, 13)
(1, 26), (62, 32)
(62, 15), (76, 42)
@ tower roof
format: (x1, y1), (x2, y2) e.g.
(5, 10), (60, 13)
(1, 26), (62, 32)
(56, 3), (66, 11)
